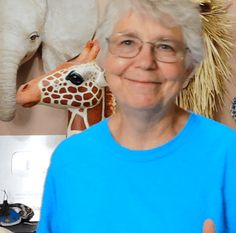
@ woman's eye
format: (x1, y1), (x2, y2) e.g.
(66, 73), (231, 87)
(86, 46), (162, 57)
(156, 44), (175, 51)
(119, 39), (135, 46)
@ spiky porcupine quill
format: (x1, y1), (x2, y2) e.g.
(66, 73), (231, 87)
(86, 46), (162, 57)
(177, 0), (234, 118)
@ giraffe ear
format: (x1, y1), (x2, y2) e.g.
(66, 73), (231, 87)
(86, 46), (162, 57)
(95, 71), (107, 87)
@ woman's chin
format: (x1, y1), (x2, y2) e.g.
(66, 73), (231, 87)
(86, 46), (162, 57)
(121, 97), (164, 112)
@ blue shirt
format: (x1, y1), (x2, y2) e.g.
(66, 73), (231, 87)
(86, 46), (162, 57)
(37, 113), (236, 233)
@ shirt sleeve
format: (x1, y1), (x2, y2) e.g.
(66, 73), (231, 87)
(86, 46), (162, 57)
(37, 162), (57, 233)
(224, 137), (236, 233)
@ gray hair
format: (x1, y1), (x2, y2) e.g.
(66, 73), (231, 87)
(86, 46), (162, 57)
(96, 0), (204, 67)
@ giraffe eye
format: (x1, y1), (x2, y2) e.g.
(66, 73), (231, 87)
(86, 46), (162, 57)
(66, 70), (84, 85)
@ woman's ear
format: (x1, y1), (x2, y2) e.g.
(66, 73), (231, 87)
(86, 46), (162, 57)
(182, 64), (197, 88)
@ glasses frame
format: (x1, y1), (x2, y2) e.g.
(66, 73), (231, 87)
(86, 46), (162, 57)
(106, 33), (188, 63)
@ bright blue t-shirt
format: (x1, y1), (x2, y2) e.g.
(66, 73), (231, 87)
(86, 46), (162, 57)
(37, 113), (236, 233)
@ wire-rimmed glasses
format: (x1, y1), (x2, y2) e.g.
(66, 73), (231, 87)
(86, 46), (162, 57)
(106, 33), (187, 63)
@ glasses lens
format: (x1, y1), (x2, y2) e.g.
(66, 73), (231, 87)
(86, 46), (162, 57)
(107, 33), (185, 63)
(153, 41), (185, 63)
(107, 34), (142, 58)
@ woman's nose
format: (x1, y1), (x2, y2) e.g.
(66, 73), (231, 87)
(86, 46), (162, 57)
(134, 44), (157, 69)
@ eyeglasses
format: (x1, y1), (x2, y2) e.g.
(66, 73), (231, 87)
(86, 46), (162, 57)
(106, 33), (187, 63)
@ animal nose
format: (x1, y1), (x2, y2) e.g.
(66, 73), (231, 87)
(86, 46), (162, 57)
(22, 84), (29, 91)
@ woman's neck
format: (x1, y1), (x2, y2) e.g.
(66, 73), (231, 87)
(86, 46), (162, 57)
(108, 105), (189, 150)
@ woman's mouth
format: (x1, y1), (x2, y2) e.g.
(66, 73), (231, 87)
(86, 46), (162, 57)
(124, 77), (162, 85)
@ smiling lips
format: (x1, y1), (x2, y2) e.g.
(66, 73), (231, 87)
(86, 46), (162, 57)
(124, 77), (162, 85)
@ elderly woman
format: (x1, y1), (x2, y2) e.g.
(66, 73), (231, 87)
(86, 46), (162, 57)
(37, 0), (236, 232)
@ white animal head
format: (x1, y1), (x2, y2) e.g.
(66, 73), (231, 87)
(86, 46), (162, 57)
(0, 0), (47, 121)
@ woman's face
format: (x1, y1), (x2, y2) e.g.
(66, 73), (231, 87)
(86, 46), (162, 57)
(101, 11), (191, 112)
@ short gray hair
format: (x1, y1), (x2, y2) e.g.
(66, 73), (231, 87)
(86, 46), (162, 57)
(96, 0), (204, 66)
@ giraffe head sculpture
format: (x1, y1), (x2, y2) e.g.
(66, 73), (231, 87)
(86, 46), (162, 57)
(16, 41), (115, 136)
(32, 62), (106, 109)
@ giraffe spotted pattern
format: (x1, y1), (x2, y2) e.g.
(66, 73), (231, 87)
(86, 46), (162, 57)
(38, 62), (105, 110)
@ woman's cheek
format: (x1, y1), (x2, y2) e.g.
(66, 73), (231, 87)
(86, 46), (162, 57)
(102, 55), (131, 77)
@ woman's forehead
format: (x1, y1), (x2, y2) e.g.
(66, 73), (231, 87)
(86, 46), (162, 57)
(112, 11), (183, 41)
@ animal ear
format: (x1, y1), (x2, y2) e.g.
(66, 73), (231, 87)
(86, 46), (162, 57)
(95, 71), (108, 87)
(97, 0), (110, 23)
(42, 44), (64, 72)
(41, 0), (98, 72)
(34, 0), (47, 16)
